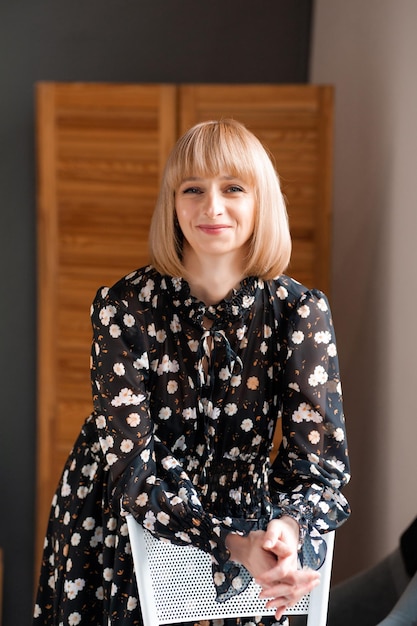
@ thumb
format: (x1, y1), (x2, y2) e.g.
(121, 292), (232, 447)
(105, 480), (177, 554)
(262, 521), (281, 549)
(263, 530), (292, 556)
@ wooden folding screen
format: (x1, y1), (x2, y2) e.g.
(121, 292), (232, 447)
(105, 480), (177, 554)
(36, 83), (333, 566)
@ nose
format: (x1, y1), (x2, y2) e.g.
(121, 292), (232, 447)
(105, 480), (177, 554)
(204, 188), (224, 218)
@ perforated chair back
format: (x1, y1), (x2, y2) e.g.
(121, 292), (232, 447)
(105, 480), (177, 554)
(126, 514), (334, 626)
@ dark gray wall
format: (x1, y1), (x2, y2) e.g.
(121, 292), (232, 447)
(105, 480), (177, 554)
(0, 2), (312, 624)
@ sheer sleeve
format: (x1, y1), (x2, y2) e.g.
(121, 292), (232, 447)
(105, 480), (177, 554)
(270, 288), (351, 569)
(90, 285), (242, 599)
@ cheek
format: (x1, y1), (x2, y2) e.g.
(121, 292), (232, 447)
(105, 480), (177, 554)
(243, 206), (256, 233)
(175, 209), (191, 237)
(175, 211), (185, 230)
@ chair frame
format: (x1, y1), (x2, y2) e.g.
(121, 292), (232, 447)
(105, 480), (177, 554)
(127, 514), (335, 626)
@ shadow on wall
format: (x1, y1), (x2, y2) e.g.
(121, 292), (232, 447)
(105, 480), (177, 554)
(329, 72), (396, 583)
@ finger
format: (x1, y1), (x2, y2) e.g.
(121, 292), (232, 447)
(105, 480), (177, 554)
(261, 575), (320, 605)
(261, 597), (294, 622)
(259, 565), (320, 589)
(270, 599), (295, 622)
(259, 570), (320, 597)
(262, 522), (286, 548)
(265, 596), (288, 611)
(264, 594), (308, 621)
(256, 562), (293, 586)
(271, 603), (288, 621)
(262, 536), (293, 560)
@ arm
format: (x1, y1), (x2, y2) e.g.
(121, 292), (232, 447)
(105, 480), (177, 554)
(270, 288), (351, 568)
(91, 286), (219, 548)
(90, 283), (249, 600)
(223, 289), (349, 617)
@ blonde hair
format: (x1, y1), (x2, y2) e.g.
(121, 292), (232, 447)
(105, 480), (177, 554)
(149, 119), (291, 280)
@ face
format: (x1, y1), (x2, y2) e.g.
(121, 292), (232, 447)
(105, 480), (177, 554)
(175, 174), (256, 266)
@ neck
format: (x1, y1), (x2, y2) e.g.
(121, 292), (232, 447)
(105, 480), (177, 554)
(183, 248), (245, 305)
(188, 275), (240, 306)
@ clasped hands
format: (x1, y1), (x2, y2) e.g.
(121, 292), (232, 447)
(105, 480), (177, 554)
(225, 516), (320, 620)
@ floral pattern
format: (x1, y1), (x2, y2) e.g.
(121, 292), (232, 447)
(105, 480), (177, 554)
(33, 266), (350, 625)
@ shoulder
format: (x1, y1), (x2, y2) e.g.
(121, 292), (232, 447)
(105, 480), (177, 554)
(265, 275), (333, 337)
(91, 266), (171, 329)
(268, 275), (329, 309)
(110, 265), (165, 299)
(93, 265), (167, 306)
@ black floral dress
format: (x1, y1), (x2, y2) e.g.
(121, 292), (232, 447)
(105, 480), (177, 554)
(33, 266), (351, 626)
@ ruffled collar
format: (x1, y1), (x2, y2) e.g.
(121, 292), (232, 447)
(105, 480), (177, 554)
(165, 275), (259, 327)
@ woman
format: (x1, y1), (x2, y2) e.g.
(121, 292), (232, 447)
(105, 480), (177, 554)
(33, 119), (351, 625)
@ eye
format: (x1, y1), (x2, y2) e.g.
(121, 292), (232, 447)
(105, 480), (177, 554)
(182, 186), (202, 194)
(226, 185), (244, 193)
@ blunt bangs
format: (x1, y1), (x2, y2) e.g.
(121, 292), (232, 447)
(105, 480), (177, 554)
(165, 120), (263, 190)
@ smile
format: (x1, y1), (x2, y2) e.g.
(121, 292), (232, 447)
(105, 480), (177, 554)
(197, 224), (232, 234)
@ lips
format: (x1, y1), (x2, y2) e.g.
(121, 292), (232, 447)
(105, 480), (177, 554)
(197, 224), (231, 234)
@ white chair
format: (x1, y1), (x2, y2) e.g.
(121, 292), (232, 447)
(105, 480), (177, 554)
(126, 514), (335, 626)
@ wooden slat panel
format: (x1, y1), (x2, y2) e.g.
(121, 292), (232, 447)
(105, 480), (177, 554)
(179, 84), (333, 293)
(36, 83), (59, 578)
(36, 83), (177, 572)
